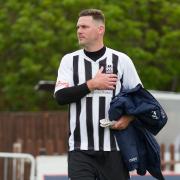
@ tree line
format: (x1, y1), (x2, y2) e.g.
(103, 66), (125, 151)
(0, 0), (179, 111)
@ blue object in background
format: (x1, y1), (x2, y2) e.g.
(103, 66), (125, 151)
(131, 175), (180, 180)
(44, 175), (68, 180)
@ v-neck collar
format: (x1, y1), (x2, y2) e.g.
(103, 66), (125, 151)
(84, 46), (106, 61)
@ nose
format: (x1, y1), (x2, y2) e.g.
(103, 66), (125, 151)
(77, 27), (82, 35)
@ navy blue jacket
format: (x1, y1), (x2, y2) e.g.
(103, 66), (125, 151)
(108, 84), (167, 180)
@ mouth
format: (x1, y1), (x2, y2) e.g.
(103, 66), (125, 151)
(78, 36), (85, 40)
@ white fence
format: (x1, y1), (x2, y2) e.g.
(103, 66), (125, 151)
(0, 152), (35, 180)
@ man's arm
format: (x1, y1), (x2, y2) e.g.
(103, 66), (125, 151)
(54, 83), (90, 105)
(55, 67), (118, 105)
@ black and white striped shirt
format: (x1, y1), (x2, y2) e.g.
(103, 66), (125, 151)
(55, 47), (141, 151)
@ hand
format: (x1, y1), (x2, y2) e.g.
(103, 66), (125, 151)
(87, 66), (117, 91)
(110, 115), (134, 130)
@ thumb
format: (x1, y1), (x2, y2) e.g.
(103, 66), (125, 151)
(98, 66), (104, 73)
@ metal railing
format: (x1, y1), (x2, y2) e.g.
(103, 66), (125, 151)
(0, 152), (35, 180)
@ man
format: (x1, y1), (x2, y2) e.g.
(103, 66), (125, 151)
(54, 9), (142, 180)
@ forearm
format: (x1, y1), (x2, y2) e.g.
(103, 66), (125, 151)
(54, 83), (90, 105)
(55, 66), (118, 105)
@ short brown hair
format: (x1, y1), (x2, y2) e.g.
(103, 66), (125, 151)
(79, 9), (105, 24)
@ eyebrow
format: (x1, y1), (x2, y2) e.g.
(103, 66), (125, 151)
(76, 24), (89, 28)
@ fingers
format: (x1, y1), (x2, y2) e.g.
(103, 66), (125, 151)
(111, 118), (124, 129)
(107, 74), (118, 88)
(107, 74), (118, 78)
(111, 122), (125, 130)
(107, 81), (117, 89)
(107, 86), (115, 90)
(94, 67), (118, 90)
(110, 116), (133, 130)
(108, 77), (117, 82)
(110, 121), (121, 129)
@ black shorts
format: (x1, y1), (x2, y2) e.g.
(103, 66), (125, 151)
(68, 150), (130, 180)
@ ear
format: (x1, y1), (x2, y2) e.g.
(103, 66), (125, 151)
(98, 25), (105, 35)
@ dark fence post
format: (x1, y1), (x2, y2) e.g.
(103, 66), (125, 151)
(170, 144), (175, 171)
(160, 143), (165, 170)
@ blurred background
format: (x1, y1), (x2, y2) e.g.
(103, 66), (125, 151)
(0, 0), (180, 179)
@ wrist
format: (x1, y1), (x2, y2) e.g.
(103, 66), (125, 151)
(87, 79), (97, 91)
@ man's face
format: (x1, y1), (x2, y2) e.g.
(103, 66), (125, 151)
(76, 16), (103, 48)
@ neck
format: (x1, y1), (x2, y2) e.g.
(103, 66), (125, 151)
(84, 41), (104, 52)
(84, 46), (106, 61)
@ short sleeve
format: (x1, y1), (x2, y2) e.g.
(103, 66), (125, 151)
(54, 54), (73, 93)
(121, 54), (142, 89)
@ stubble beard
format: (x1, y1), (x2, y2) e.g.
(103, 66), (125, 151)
(78, 40), (88, 49)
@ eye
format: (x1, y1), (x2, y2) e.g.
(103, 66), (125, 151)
(81, 25), (87, 28)
(82, 25), (90, 29)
